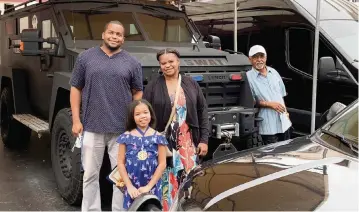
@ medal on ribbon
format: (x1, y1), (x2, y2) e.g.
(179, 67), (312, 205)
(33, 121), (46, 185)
(137, 150), (148, 160)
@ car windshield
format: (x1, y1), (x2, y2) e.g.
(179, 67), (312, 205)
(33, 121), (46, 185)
(319, 101), (358, 157)
(62, 10), (193, 42)
(293, 0), (359, 63)
(320, 20), (359, 63)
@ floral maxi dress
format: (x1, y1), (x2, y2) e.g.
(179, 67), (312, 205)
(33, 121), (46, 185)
(117, 129), (168, 210)
(161, 87), (198, 211)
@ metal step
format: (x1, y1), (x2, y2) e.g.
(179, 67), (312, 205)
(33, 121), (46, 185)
(12, 114), (49, 135)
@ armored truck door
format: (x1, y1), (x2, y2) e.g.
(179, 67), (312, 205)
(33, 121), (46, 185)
(35, 9), (59, 119)
(0, 16), (28, 73)
(0, 18), (17, 76)
(21, 8), (58, 119)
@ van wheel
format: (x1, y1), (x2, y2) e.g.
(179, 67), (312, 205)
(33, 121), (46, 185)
(0, 87), (31, 149)
(51, 108), (83, 206)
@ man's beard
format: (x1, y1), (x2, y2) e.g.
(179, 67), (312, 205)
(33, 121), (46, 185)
(104, 41), (121, 52)
(255, 62), (265, 70)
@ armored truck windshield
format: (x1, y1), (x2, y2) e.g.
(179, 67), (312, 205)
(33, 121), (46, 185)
(62, 7), (193, 42)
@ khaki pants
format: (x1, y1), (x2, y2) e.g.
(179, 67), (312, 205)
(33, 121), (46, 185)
(81, 131), (124, 211)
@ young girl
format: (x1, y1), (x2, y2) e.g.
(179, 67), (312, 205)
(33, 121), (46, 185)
(117, 99), (168, 210)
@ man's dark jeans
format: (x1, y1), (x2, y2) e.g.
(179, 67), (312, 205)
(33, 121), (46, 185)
(261, 128), (291, 145)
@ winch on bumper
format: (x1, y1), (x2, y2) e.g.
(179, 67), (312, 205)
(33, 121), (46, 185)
(183, 71), (263, 160)
(208, 107), (263, 159)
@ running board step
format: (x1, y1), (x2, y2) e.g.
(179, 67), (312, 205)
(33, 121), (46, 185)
(12, 114), (49, 136)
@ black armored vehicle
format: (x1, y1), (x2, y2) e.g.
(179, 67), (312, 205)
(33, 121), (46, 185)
(0, 0), (259, 206)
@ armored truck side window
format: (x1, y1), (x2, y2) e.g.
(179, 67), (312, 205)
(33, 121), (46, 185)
(19, 16), (28, 34)
(42, 20), (57, 49)
(5, 19), (15, 35)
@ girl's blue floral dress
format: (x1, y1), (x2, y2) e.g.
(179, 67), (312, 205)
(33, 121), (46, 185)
(117, 128), (168, 210)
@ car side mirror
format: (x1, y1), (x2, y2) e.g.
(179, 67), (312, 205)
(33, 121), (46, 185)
(206, 35), (221, 50)
(318, 56), (353, 84)
(318, 56), (336, 82)
(19, 29), (42, 56)
(326, 102), (346, 121)
(19, 28), (64, 57)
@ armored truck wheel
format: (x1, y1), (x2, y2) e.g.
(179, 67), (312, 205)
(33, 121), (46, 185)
(51, 108), (83, 205)
(0, 87), (31, 149)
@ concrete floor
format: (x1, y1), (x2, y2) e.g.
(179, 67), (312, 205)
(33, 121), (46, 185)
(0, 132), (78, 211)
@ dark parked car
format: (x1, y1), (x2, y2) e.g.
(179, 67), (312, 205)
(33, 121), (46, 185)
(131, 99), (358, 211)
(185, 0), (359, 137)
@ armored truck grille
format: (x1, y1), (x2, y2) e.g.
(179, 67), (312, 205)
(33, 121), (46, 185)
(181, 66), (250, 108)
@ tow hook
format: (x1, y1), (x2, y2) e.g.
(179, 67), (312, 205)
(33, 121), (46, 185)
(212, 128), (237, 159)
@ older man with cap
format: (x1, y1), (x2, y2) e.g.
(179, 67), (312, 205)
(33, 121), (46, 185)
(246, 45), (292, 144)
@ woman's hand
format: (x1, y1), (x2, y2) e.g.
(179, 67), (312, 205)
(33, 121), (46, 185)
(197, 143), (208, 156)
(138, 185), (151, 194)
(127, 185), (140, 199)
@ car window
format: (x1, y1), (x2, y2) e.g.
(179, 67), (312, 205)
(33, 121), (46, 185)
(320, 20), (359, 63)
(320, 102), (358, 157)
(287, 28), (313, 75)
(288, 27), (339, 78)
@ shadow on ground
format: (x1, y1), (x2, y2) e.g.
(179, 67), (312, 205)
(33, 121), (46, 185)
(0, 132), (112, 211)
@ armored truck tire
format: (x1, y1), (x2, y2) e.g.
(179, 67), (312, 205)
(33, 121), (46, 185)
(51, 108), (83, 205)
(0, 87), (31, 149)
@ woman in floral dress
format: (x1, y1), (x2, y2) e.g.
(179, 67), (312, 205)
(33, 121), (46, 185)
(143, 48), (209, 211)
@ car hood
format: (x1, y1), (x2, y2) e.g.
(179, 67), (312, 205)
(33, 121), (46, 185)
(174, 137), (358, 211)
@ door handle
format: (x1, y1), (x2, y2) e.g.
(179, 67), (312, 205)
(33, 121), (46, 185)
(282, 77), (292, 81)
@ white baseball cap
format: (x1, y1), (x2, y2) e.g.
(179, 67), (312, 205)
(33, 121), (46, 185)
(248, 45), (266, 57)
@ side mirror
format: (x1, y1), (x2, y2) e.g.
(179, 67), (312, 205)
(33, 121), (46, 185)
(19, 28), (64, 57)
(206, 35), (221, 50)
(318, 56), (336, 82)
(318, 56), (353, 84)
(203, 41), (210, 48)
(326, 102), (346, 121)
(20, 29), (42, 56)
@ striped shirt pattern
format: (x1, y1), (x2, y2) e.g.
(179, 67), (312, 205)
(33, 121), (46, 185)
(246, 66), (292, 135)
